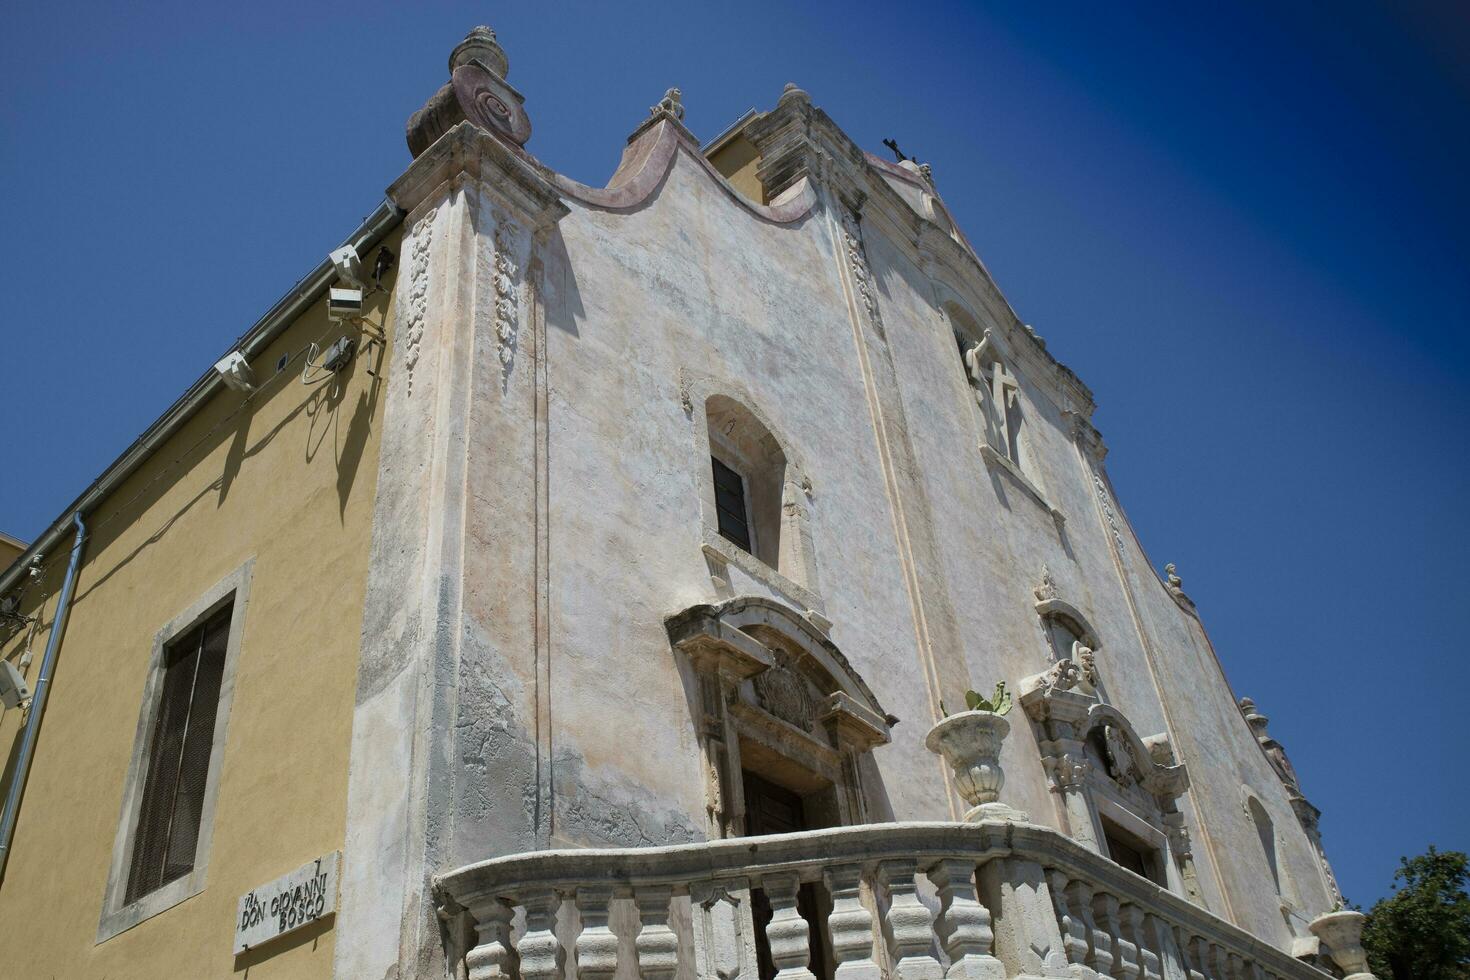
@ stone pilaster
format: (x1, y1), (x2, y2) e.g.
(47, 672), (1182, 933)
(333, 121), (566, 980)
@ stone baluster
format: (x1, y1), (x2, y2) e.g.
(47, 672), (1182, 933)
(1120, 905), (1161, 980)
(518, 891), (565, 980)
(1225, 951), (1245, 980)
(574, 886), (621, 980)
(1176, 930), (1206, 980)
(1143, 913), (1186, 980)
(1045, 869), (1092, 972)
(1066, 879), (1113, 977)
(929, 859), (1004, 980)
(879, 861), (946, 980)
(635, 886), (680, 980)
(1206, 942), (1230, 980)
(465, 898), (518, 980)
(979, 856), (1070, 978)
(1093, 892), (1137, 980)
(824, 863), (883, 980)
(762, 873), (817, 980)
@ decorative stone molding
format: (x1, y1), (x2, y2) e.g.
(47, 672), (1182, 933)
(402, 205), (438, 398)
(753, 651), (815, 733)
(1031, 565), (1103, 697)
(839, 206), (883, 331)
(1091, 472), (1125, 548)
(1019, 664), (1201, 902)
(665, 596), (892, 838)
(489, 208), (522, 384)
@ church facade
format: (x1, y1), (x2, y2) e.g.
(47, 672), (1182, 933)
(0, 26), (1370, 980)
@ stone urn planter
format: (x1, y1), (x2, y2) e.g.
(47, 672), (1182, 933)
(925, 710), (1027, 823)
(1308, 910), (1376, 979)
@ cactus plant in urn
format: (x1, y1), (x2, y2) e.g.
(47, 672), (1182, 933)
(926, 683), (1028, 822)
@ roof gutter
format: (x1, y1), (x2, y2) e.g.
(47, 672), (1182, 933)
(0, 198), (404, 598)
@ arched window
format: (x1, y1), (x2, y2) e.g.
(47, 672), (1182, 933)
(706, 395), (786, 569)
(1248, 794), (1282, 893)
(684, 375), (819, 607)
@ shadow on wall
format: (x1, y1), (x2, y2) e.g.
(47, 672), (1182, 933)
(542, 227), (583, 340)
(72, 337), (382, 606)
(232, 911), (334, 976)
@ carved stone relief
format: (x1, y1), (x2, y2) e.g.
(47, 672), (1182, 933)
(403, 206), (438, 398)
(490, 209), (522, 385)
(752, 651), (815, 733)
(839, 207), (883, 329)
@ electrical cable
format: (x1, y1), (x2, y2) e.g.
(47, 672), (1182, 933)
(1, 311), (384, 601)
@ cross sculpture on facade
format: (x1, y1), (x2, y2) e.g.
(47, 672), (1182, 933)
(965, 333), (1020, 460)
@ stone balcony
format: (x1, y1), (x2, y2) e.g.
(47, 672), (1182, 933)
(434, 820), (1329, 980)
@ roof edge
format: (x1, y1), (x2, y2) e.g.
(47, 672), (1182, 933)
(0, 198), (405, 596)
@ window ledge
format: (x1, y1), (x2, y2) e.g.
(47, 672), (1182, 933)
(97, 868), (206, 943)
(701, 528), (825, 619)
(980, 444), (1064, 525)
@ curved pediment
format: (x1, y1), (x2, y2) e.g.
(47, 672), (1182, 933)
(549, 117), (816, 223)
(1083, 702), (1189, 798)
(665, 596), (894, 742)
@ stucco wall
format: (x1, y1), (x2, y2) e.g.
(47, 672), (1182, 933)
(399, 132), (1340, 948)
(0, 230), (399, 979)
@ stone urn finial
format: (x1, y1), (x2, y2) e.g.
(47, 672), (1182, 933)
(926, 685), (1027, 823)
(779, 82), (811, 107)
(1309, 909), (1377, 979)
(450, 25), (509, 79)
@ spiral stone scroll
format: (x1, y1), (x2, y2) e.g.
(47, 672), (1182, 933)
(405, 62), (532, 158)
(452, 63), (531, 147)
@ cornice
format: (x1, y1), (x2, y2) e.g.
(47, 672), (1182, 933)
(389, 121), (568, 232)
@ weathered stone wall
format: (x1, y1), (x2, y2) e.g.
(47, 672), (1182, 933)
(338, 103), (1342, 975)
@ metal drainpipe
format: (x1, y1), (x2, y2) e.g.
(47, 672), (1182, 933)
(0, 510), (86, 882)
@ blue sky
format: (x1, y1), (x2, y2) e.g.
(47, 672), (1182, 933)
(2, 2), (1466, 906)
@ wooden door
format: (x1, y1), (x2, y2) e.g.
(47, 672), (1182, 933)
(743, 772), (833, 980)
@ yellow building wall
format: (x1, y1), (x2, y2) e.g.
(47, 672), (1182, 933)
(0, 533), (25, 570)
(0, 230), (401, 980)
(707, 132), (764, 204)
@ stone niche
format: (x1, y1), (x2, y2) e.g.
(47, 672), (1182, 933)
(664, 596), (894, 841)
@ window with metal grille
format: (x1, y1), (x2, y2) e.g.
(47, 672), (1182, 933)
(711, 456), (752, 552)
(124, 601), (233, 905)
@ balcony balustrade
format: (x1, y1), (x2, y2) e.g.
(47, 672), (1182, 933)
(434, 820), (1330, 980)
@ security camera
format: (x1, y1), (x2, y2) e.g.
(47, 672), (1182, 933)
(328, 286), (364, 322)
(213, 351), (256, 393)
(1, 661), (30, 710)
(330, 244), (364, 288)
